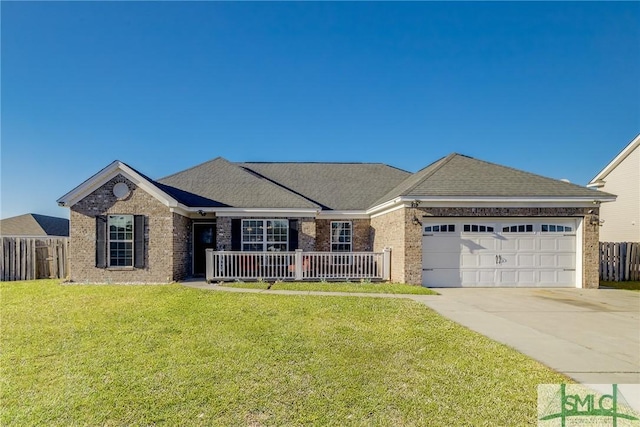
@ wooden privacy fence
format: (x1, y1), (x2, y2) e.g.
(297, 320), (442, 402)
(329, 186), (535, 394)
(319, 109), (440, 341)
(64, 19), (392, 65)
(1, 237), (69, 281)
(599, 242), (640, 282)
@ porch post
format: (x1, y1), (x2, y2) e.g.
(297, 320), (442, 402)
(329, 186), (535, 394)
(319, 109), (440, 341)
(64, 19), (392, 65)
(382, 248), (391, 281)
(295, 249), (303, 281)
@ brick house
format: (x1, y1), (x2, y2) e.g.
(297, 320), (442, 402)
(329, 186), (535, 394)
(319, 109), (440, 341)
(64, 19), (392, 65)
(57, 153), (614, 287)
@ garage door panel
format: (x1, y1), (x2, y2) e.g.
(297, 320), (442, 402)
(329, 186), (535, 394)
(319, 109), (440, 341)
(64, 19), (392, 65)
(498, 269), (536, 286)
(422, 219), (577, 288)
(539, 253), (576, 268)
(460, 237), (496, 253)
(461, 269), (495, 286)
(539, 236), (576, 251)
(423, 269), (462, 287)
(422, 237), (461, 253)
(500, 237), (536, 251)
(423, 253), (461, 269)
(515, 254), (536, 268)
(462, 253), (496, 268)
(539, 270), (575, 286)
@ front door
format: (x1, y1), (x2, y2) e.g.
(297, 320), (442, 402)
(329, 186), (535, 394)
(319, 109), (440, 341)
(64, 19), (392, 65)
(193, 223), (216, 276)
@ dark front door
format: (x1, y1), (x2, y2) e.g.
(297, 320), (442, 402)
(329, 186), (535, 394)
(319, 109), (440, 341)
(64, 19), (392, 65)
(193, 223), (216, 276)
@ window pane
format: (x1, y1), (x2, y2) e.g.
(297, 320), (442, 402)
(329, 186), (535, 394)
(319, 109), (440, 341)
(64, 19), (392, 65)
(448, 225), (455, 232)
(331, 222), (352, 252)
(565, 226), (572, 232)
(108, 215), (133, 267)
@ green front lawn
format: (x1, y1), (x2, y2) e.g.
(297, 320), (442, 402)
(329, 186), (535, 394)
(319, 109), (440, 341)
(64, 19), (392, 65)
(600, 280), (640, 291)
(222, 281), (438, 295)
(2, 280), (568, 426)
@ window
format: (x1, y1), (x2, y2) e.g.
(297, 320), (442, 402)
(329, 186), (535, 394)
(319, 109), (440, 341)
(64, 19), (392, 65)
(96, 215), (144, 269)
(502, 224), (533, 233)
(331, 221), (352, 252)
(541, 224), (572, 232)
(108, 215), (133, 267)
(463, 224), (495, 233)
(424, 224), (455, 233)
(241, 219), (288, 252)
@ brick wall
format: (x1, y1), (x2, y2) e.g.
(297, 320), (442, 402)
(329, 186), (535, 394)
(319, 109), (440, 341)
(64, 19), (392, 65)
(315, 219), (371, 252)
(299, 218), (316, 251)
(582, 213), (600, 289)
(69, 175), (190, 283)
(371, 206), (599, 287)
(173, 213), (192, 280)
(370, 208), (405, 283)
(216, 217), (316, 251)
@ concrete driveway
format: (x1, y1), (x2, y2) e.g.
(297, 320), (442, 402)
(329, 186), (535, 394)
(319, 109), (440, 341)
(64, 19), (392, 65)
(417, 288), (640, 385)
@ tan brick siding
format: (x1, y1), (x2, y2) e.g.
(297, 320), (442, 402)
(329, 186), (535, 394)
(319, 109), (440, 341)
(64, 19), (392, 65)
(372, 206), (599, 287)
(315, 219), (371, 252)
(69, 175), (190, 283)
(370, 208), (406, 283)
(216, 217), (315, 251)
(173, 213), (192, 280)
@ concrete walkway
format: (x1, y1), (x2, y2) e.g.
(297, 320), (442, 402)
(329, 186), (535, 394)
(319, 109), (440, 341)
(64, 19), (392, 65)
(182, 281), (640, 385)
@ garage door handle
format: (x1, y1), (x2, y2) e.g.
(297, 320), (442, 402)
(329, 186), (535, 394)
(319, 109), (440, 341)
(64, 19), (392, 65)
(423, 268), (433, 271)
(563, 269), (576, 271)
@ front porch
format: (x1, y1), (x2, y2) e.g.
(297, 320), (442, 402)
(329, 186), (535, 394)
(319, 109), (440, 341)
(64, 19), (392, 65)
(205, 249), (391, 283)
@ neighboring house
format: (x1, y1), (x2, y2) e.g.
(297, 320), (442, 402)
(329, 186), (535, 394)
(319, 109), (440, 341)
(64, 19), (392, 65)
(587, 134), (640, 242)
(0, 213), (69, 237)
(57, 153), (614, 288)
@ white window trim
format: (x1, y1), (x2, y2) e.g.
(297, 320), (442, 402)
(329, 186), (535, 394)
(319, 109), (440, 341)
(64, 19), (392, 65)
(108, 214), (134, 267)
(241, 219), (289, 252)
(330, 221), (352, 252)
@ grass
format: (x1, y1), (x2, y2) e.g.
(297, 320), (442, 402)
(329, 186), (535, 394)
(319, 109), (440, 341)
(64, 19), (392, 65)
(221, 281), (438, 295)
(1, 280), (569, 426)
(600, 280), (640, 291)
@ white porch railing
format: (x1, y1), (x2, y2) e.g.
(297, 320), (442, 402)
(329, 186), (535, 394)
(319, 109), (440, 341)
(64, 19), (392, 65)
(205, 249), (391, 282)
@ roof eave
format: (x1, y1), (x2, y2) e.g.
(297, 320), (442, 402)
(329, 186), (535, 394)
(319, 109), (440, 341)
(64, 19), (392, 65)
(57, 160), (180, 209)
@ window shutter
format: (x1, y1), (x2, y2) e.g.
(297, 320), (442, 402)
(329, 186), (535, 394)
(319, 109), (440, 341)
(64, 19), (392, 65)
(96, 216), (107, 268)
(134, 215), (145, 268)
(288, 219), (299, 251)
(231, 219), (241, 251)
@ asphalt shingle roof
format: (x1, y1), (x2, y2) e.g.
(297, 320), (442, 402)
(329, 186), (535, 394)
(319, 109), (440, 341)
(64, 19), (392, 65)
(158, 157), (319, 209)
(145, 153), (611, 210)
(0, 214), (69, 237)
(374, 153), (606, 205)
(237, 162), (411, 210)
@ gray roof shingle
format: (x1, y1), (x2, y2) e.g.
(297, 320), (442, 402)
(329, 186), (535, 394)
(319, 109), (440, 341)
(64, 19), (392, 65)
(237, 162), (411, 210)
(374, 153), (608, 205)
(0, 214), (69, 236)
(158, 157), (319, 209)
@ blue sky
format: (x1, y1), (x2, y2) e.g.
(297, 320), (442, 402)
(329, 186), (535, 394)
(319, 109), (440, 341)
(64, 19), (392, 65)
(1, 1), (639, 219)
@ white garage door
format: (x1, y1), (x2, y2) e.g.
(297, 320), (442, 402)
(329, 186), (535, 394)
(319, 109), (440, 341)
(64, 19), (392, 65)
(422, 219), (577, 287)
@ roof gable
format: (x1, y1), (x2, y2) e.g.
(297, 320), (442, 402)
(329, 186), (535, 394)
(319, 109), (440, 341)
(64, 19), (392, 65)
(57, 161), (181, 208)
(588, 133), (640, 187)
(158, 158), (319, 209)
(372, 153), (612, 207)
